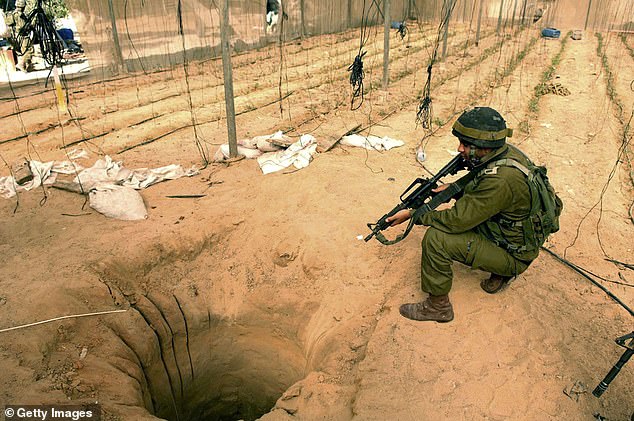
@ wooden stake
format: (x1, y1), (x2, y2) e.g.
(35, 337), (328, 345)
(476, 0), (484, 46)
(383, 0), (390, 88)
(107, 0), (124, 72)
(442, 0), (453, 59)
(496, 0), (504, 35)
(584, 0), (592, 30)
(220, 0), (238, 158)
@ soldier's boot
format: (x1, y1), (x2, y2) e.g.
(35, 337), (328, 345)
(399, 294), (454, 322)
(480, 273), (513, 294)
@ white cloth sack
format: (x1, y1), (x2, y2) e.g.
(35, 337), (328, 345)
(257, 134), (318, 175)
(0, 160), (80, 198)
(214, 144), (263, 161)
(340, 134), (405, 151)
(1, 155), (197, 221)
(89, 185), (147, 221)
(75, 156), (198, 190)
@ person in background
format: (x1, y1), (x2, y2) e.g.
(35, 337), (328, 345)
(5, 0), (34, 72)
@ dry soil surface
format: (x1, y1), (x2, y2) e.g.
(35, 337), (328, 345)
(1, 23), (633, 421)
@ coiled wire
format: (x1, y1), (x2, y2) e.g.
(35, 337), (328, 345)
(15, 0), (64, 66)
(348, 51), (366, 111)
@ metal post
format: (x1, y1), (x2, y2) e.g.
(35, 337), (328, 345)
(220, 0), (238, 158)
(107, 0), (124, 71)
(584, 0), (592, 30)
(520, 0), (527, 25)
(348, 0), (353, 28)
(300, 0), (306, 37)
(496, 0), (504, 35)
(383, 0), (390, 88)
(442, 0), (453, 59)
(476, 0), (484, 46)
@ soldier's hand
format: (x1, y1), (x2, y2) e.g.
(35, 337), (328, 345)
(385, 209), (413, 227)
(432, 183), (450, 193)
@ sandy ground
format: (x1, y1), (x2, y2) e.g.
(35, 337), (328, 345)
(0, 21), (633, 421)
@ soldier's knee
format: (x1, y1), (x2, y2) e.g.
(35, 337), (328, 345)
(421, 227), (445, 251)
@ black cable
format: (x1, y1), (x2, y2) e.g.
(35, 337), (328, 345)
(416, 0), (457, 129)
(605, 259), (634, 271)
(16, 0), (64, 67)
(348, 0), (379, 111)
(124, 0), (148, 74)
(542, 247), (634, 317)
(564, 111), (634, 259)
(348, 51), (366, 110)
(176, 0), (209, 166)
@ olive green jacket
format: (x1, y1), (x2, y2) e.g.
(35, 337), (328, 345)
(417, 144), (538, 262)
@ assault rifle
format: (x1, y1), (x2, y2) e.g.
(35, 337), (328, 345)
(365, 155), (472, 245)
(592, 331), (634, 397)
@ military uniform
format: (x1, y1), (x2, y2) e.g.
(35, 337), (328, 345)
(415, 143), (536, 296)
(395, 106), (549, 323)
(5, 0), (34, 72)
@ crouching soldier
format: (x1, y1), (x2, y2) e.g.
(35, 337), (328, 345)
(387, 107), (561, 323)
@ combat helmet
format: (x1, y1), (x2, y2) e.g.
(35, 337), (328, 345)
(452, 107), (513, 148)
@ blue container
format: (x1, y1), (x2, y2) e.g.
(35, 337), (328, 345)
(391, 21), (404, 30)
(541, 27), (560, 38)
(57, 28), (74, 41)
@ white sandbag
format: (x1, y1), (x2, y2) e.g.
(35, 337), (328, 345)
(214, 144), (263, 161)
(237, 138), (259, 149)
(340, 134), (367, 148)
(257, 134), (317, 174)
(256, 136), (283, 152)
(0, 160), (56, 199)
(341, 134), (404, 151)
(89, 185), (148, 221)
(75, 156), (130, 191)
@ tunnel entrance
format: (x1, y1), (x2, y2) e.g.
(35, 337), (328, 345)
(117, 294), (307, 421)
(96, 235), (323, 421)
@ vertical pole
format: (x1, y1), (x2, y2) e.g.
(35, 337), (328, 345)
(300, 0), (306, 37)
(520, 0), (527, 25)
(107, 0), (124, 71)
(348, 0), (353, 29)
(584, 0), (592, 30)
(442, 0), (453, 59)
(511, 0), (517, 30)
(476, 0), (484, 46)
(496, 0), (504, 35)
(383, 0), (390, 88)
(220, 0), (238, 158)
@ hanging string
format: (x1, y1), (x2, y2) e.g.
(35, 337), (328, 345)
(176, 0), (210, 166)
(348, 0), (380, 111)
(15, 0), (64, 67)
(415, 0), (457, 129)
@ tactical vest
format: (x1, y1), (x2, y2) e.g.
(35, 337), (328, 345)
(479, 156), (563, 259)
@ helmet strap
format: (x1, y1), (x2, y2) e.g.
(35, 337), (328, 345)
(468, 146), (481, 165)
